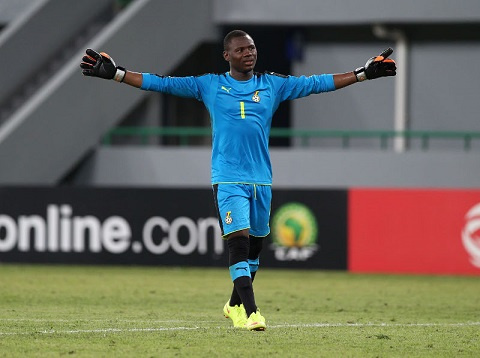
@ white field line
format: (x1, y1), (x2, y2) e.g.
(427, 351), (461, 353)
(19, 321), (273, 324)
(0, 318), (214, 323)
(270, 322), (480, 328)
(0, 321), (479, 336)
(0, 327), (200, 336)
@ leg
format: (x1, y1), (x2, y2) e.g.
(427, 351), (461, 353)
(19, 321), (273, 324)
(227, 229), (257, 316)
(227, 230), (265, 331)
(212, 184), (254, 327)
(212, 184), (257, 313)
(213, 184), (266, 330)
(229, 235), (264, 306)
(246, 184), (271, 286)
(236, 184), (269, 330)
(248, 235), (264, 281)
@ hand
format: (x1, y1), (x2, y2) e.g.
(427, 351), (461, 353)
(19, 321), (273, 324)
(80, 49), (126, 82)
(354, 48), (396, 81)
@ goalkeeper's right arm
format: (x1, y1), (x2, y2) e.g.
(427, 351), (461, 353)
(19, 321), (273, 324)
(80, 49), (143, 88)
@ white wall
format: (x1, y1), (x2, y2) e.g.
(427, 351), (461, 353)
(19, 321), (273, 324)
(291, 42), (480, 149)
(70, 147), (480, 189)
(214, 0), (480, 25)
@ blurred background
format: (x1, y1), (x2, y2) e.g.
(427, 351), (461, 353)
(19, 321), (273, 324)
(0, 0), (479, 274)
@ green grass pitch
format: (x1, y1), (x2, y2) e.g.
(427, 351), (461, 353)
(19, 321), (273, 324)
(0, 264), (479, 357)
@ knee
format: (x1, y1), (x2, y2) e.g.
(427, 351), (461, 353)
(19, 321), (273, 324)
(227, 235), (249, 265)
(248, 237), (264, 259)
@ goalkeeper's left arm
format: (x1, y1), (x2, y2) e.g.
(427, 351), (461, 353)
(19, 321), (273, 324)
(332, 48), (397, 89)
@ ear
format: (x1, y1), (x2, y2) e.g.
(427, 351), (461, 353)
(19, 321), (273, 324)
(223, 50), (229, 62)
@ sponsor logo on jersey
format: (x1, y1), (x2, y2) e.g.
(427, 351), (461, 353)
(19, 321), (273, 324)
(221, 86), (232, 93)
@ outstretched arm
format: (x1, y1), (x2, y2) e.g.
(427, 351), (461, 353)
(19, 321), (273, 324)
(122, 71), (143, 88)
(80, 49), (143, 88)
(333, 72), (358, 90)
(80, 49), (206, 100)
(333, 48), (397, 90)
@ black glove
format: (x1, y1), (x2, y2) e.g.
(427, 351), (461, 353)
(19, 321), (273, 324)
(80, 49), (126, 82)
(354, 48), (396, 82)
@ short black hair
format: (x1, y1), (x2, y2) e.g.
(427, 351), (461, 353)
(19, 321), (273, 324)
(223, 30), (250, 50)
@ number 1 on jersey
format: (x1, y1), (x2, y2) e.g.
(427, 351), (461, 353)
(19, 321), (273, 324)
(240, 101), (246, 119)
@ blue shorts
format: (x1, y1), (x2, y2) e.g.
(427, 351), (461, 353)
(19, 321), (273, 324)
(212, 183), (272, 238)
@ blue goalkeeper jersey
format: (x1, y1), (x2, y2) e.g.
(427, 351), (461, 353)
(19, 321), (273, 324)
(141, 71), (336, 185)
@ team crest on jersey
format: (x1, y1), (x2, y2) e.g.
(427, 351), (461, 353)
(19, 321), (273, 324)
(252, 91), (260, 102)
(225, 211), (233, 225)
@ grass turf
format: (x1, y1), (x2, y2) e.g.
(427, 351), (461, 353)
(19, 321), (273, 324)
(0, 264), (479, 357)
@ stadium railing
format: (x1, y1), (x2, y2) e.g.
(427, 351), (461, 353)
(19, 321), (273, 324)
(101, 126), (480, 151)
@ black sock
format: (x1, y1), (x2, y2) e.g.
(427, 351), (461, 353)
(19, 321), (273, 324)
(229, 287), (242, 307)
(227, 236), (257, 315)
(229, 271), (257, 307)
(232, 276), (257, 316)
(229, 236), (263, 309)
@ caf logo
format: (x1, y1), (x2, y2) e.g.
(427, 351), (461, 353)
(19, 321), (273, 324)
(462, 203), (480, 268)
(271, 202), (318, 261)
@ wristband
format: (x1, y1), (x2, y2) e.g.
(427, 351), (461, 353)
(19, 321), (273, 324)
(354, 67), (367, 82)
(113, 66), (126, 82)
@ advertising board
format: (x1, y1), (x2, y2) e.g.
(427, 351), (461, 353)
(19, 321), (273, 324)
(0, 187), (347, 269)
(349, 189), (480, 275)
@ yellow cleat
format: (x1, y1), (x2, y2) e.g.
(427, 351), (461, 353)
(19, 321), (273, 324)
(246, 309), (266, 331)
(223, 301), (247, 328)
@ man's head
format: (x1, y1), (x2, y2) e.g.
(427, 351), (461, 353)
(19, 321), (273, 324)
(223, 30), (257, 79)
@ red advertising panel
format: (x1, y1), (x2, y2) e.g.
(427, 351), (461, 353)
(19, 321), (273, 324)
(349, 189), (480, 275)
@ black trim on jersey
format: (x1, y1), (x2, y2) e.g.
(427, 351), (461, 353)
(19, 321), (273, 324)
(264, 71), (288, 78)
(212, 184), (224, 235)
(151, 73), (225, 78)
(194, 72), (226, 78)
(152, 71), (287, 79)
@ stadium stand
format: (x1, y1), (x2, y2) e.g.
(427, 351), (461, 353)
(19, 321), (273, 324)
(0, 0), (479, 188)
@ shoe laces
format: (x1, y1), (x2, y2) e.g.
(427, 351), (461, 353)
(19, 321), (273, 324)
(249, 310), (264, 320)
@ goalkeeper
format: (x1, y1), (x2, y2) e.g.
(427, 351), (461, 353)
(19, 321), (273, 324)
(80, 29), (396, 331)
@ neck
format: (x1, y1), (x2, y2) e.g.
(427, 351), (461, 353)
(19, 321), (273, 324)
(229, 70), (253, 81)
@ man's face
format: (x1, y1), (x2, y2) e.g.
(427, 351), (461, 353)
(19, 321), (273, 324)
(223, 35), (257, 74)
